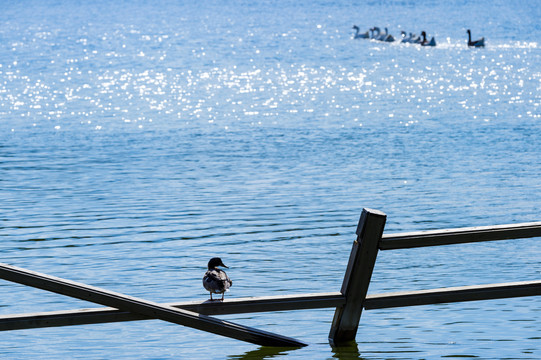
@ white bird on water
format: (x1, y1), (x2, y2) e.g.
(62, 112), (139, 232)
(203, 257), (232, 301)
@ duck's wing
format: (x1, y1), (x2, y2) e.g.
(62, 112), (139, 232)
(216, 269), (232, 287)
(204, 269), (221, 282)
(204, 269), (232, 291)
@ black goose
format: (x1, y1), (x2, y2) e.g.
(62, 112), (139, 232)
(420, 31), (436, 47)
(467, 29), (485, 47)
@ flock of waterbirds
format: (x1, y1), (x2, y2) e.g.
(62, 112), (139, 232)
(352, 25), (485, 47)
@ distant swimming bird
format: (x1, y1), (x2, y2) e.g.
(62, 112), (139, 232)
(382, 27), (395, 42)
(400, 31), (411, 43)
(401, 32), (417, 43)
(352, 25), (370, 39)
(420, 31), (436, 47)
(203, 257), (232, 301)
(370, 27), (394, 42)
(467, 29), (485, 47)
(371, 26), (382, 40)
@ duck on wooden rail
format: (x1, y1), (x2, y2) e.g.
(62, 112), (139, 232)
(203, 257), (233, 301)
(467, 29), (485, 47)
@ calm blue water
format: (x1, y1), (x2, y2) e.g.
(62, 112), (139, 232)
(1, 0), (540, 359)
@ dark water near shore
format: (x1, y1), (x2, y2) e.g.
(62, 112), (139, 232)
(1, 0), (540, 358)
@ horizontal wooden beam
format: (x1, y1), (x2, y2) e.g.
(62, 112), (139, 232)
(3, 279), (540, 332)
(364, 280), (541, 309)
(380, 222), (541, 250)
(0, 263), (307, 347)
(0, 292), (345, 331)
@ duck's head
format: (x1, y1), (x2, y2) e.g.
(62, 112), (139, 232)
(208, 257), (228, 270)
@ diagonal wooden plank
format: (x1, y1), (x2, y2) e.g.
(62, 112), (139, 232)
(0, 292), (345, 331)
(0, 262), (307, 347)
(2, 279), (540, 332)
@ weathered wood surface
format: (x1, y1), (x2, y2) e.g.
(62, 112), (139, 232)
(364, 280), (541, 309)
(380, 221), (541, 250)
(328, 208), (387, 345)
(0, 262), (306, 347)
(2, 279), (540, 331)
(0, 292), (345, 331)
(2, 213), (540, 346)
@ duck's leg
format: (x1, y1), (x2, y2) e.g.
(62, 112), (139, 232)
(209, 292), (213, 301)
(221, 292), (225, 301)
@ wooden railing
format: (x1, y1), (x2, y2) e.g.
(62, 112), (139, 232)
(1, 208), (540, 346)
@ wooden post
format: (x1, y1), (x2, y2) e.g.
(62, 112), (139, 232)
(329, 208), (386, 345)
(0, 263), (306, 347)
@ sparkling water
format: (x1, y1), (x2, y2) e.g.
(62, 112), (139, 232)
(1, 0), (540, 358)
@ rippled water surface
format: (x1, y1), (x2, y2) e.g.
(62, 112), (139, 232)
(1, 0), (540, 359)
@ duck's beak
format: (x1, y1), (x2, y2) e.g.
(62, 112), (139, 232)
(220, 262), (229, 268)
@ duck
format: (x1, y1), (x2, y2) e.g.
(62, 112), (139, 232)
(467, 29), (485, 47)
(203, 257), (232, 301)
(352, 25), (370, 39)
(420, 31), (436, 47)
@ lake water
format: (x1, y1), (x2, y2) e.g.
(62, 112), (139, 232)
(1, 0), (540, 358)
